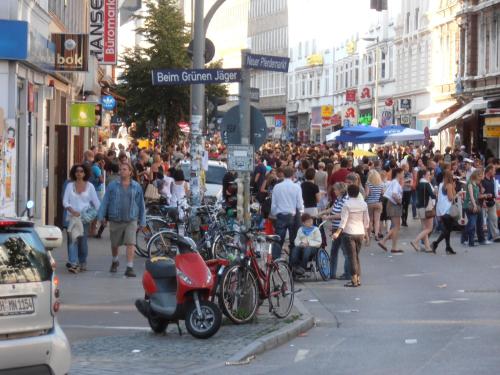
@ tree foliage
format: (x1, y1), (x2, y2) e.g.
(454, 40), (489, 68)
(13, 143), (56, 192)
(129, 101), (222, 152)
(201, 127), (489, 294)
(116, 0), (229, 144)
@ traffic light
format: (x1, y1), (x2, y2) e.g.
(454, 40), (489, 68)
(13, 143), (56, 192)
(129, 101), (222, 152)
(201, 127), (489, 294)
(370, 0), (387, 11)
(207, 96), (227, 126)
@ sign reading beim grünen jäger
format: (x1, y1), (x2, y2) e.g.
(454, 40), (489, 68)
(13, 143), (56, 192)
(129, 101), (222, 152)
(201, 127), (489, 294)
(152, 68), (242, 85)
(244, 53), (290, 73)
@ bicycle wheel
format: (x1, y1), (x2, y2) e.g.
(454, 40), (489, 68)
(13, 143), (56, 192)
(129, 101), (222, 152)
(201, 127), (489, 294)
(316, 249), (331, 281)
(136, 218), (168, 257)
(268, 259), (294, 319)
(212, 231), (245, 259)
(147, 230), (177, 259)
(219, 264), (259, 324)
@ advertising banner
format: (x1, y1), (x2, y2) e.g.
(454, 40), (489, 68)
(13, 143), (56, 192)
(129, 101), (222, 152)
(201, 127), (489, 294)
(89, 0), (118, 65)
(311, 107), (322, 128)
(53, 33), (88, 71)
(70, 103), (96, 127)
(0, 109), (16, 217)
(346, 89), (357, 102)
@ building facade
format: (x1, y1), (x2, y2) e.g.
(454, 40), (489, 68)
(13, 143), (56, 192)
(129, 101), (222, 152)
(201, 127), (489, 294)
(248, 0), (288, 134)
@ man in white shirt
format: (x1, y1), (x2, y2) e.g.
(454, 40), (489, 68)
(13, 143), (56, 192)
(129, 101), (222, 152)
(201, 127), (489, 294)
(271, 167), (304, 257)
(464, 158), (476, 181)
(117, 122), (128, 138)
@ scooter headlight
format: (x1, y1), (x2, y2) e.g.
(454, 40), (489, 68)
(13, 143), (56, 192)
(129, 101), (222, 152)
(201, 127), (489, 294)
(176, 269), (192, 285)
(206, 268), (212, 284)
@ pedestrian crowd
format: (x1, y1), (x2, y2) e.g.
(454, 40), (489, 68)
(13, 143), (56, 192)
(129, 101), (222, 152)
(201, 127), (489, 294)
(61, 129), (500, 288)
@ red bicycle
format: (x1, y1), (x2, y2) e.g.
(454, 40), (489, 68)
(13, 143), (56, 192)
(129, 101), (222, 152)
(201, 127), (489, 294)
(219, 231), (295, 324)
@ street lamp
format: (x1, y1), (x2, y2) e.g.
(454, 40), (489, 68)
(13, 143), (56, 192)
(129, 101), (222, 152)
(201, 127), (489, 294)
(362, 36), (379, 127)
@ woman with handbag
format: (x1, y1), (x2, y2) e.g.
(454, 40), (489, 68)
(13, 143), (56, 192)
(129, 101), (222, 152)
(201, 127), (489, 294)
(410, 169), (436, 252)
(463, 170), (487, 247)
(378, 168), (404, 253)
(432, 171), (457, 254)
(62, 164), (101, 273)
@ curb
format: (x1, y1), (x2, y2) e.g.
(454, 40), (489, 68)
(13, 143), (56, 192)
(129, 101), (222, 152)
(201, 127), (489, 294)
(225, 294), (314, 364)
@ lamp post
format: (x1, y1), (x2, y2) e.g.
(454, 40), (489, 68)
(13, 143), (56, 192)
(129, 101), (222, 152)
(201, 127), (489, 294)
(362, 36), (379, 127)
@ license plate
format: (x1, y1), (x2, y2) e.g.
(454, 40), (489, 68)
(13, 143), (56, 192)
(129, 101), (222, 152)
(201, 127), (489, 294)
(0, 296), (35, 316)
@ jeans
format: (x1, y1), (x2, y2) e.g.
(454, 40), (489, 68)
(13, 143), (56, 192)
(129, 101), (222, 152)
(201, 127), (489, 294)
(402, 190), (412, 224)
(485, 205), (500, 240)
(464, 210), (485, 246)
(341, 233), (363, 280)
(330, 236), (347, 278)
(274, 213), (298, 250)
(434, 215), (454, 250)
(290, 246), (317, 269)
(411, 190), (417, 218)
(67, 223), (90, 266)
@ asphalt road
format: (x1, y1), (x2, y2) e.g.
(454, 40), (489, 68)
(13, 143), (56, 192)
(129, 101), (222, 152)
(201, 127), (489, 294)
(54, 218), (500, 374)
(215, 219), (500, 375)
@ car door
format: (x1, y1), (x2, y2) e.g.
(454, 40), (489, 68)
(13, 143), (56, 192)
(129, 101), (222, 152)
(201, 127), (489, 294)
(0, 230), (54, 336)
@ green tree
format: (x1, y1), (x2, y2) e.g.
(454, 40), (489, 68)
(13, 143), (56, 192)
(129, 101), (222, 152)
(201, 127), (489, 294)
(116, 0), (228, 145)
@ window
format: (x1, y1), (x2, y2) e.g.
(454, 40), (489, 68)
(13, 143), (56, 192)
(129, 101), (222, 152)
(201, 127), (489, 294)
(381, 50), (386, 79)
(298, 42), (302, 59)
(324, 69), (329, 95)
(415, 8), (419, 30)
(305, 41), (309, 57)
(406, 12), (411, 33)
(368, 54), (373, 82)
(355, 59), (359, 85)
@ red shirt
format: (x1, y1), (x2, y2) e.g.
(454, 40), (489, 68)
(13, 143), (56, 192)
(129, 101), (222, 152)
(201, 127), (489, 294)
(328, 168), (350, 201)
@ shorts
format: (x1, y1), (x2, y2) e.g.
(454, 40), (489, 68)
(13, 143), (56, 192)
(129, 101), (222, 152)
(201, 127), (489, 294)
(386, 201), (402, 218)
(109, 221), (138, 248)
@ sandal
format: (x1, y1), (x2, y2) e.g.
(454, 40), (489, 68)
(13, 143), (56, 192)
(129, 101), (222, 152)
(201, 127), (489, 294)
(344, 281), (358, 288)
(378, 242), (388, 252)
(391, 249), (404, 253)
(410, 242), (419, 252)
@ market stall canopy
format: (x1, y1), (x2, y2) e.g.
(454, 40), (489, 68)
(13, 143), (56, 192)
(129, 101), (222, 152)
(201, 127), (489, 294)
(336, 125), (378, 143)
(429, 97), (488, 135)
(356, 126), (425, 144)
(326, 130), (341, 141)
(418, 100), (456, 120)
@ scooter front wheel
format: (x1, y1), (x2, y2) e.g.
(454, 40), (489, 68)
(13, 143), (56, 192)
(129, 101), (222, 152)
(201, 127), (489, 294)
(185, 300), (222, 339)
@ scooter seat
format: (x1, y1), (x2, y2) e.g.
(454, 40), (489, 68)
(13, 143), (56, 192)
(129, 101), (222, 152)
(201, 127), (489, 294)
(146, 258), (176, 279)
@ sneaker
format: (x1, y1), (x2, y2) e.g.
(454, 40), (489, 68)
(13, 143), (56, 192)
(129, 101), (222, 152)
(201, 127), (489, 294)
(66, 262), (72, 269)
(110, 261), (119, 273)
(68, 265), (79, 274)
(124, 267), (136, 277)
(79, 263), (87, 272)
(480, 241), (492, 245)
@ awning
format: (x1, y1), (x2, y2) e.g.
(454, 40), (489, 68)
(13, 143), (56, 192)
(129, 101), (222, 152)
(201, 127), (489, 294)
(326, 130), (341, 141)
(418, 100), (456, 120)
(430, 98), (488, 135)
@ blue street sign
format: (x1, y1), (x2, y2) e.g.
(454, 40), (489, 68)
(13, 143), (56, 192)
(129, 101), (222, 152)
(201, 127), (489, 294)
(101, 95), (116, 110)
(244, 53), (290, 73)
(152, 68), (242, 85)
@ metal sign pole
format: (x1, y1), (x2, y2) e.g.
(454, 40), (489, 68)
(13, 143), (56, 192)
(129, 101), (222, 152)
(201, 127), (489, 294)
(189, 0), (205, 208)
(240, 49), (251, 229)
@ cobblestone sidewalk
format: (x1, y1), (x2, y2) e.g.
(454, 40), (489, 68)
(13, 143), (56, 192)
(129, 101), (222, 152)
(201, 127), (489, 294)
(70, 302), (301, 375)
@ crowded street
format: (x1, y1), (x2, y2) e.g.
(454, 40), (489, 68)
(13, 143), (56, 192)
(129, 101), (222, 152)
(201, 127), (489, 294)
(1, 1), (500, 375)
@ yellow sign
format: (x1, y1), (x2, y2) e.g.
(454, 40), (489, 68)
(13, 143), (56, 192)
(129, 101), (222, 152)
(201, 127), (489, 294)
(346, 40), (357, 55)
(306, 54), (323, 66)
(483, 125), (500, 137)
(485, 116), (500, 126)
(321, 105), (333, 118)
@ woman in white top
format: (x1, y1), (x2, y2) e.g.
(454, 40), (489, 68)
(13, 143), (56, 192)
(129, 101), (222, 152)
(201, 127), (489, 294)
(62, 164), (101, 273)
(333, 184), (369, 287)
(170, 169), (190, 219)
(378, 168), (404, 254)
(432, 171), (457, 254)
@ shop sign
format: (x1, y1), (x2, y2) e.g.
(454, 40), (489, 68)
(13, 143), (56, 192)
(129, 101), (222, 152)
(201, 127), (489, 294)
(89, 0), (118, 65)
(331, 114), (342, 126)
(0, 20), (28, 60)
(346, 40), (357, 55)
(321, 105), (333, 118)
(361, 87), (371, 99)
(400, 98), (411, 110)
(345, 107), (356, 118)
(381, 110), (392, 126)
(306, 54), (323, 66)
(101, 95), (116, 110)
(400, 114), (411, 124)
(28, 29), (56, 72)
(52, 34), (89, 71)
(346, 89), (357, 102)
(70, 103), (96, 127)
(359, 113), (372, 125)
(483, 125), (500, 137)
(485, 116), (500, 126)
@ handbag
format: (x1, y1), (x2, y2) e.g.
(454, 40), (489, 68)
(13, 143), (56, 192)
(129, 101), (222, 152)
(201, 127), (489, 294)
(80, 206), (97, 224)
(424, 183), (435, 218)
(449, 199), (461, 219)
(144, 183), (161, 201)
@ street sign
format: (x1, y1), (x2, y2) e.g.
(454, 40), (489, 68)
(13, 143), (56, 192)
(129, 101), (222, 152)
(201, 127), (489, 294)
(250, 87), (260, 102)
(101, 95), (116, 110)
(187, 38), (215, 63)
(400, 114), (411, 125)
(227, 144), (255, 172)
(244, 52), (290, 72)
(152, 68), (242, 85)
(220, 105), (268, 150)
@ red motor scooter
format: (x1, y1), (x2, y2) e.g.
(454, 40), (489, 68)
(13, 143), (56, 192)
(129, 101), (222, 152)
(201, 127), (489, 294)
(135, 232), (222, 339)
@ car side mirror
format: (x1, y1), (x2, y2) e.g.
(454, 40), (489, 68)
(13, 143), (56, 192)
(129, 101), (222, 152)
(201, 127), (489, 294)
(35, 225), (63, 251)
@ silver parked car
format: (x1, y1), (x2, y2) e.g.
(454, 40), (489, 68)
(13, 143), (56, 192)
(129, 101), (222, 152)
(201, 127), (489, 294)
(0, 219), (70, 375)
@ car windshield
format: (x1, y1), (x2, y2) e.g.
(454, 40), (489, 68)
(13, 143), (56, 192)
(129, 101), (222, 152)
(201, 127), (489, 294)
(180, 164), (226, 185)
(0, 232), (52, 284)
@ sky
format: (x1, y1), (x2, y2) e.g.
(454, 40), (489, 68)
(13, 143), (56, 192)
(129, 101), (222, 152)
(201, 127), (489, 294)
(289, 0), (401, 49)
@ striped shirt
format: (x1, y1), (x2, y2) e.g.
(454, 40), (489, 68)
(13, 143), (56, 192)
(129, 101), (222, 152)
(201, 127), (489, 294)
(365, 182), (383, 204)
(331, 194), (348, 229)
